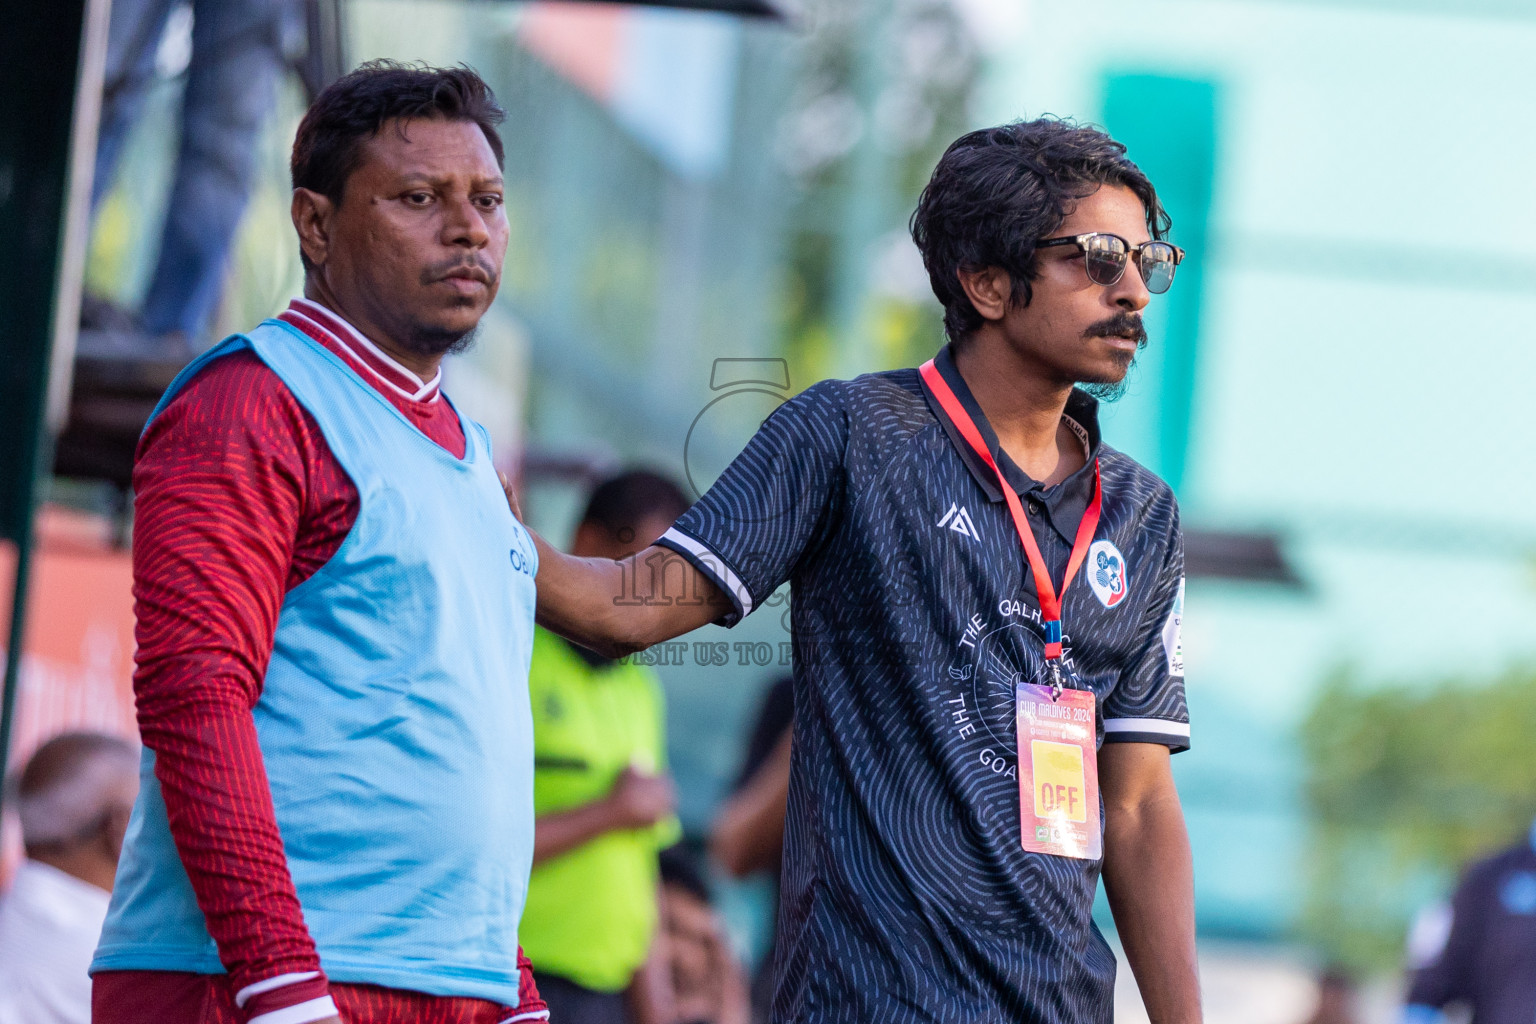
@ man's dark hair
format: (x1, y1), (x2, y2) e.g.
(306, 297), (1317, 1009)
(581, 469), (690, 541)
(291, 59), (506, 206)
(909, 118), (1170, 342)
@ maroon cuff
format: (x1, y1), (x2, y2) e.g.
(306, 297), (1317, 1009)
(237, 971), (333, 1024)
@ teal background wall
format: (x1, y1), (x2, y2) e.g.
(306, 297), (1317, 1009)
(1100, 72), (1216, 495)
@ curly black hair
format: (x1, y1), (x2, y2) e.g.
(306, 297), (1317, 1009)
(909, 118), (1169, 342)
(291, 59), (505, 205)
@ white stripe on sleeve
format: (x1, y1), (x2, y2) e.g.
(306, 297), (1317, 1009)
(1102, 718), (1190, 740)
(659, 527), (755, 617)
(247, 995), (340, 1024)
(235, 972), (321, 1008)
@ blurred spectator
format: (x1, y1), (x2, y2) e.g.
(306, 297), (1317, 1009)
(659, 845), (750, 1024)
(0, 733), (139, 1024)
(87, 0), (296, 352)
(521, 470), (691, 1024)
(1299, 967), (1359, 1024)
(710, 675), (792, 1022)
(1403, 817), (1536, 1024)
(711, 676), (792, 878)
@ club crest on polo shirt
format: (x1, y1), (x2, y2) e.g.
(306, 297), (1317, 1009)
(1087, 540), (1128, 608)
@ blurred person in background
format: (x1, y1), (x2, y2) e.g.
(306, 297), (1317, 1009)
(1402, 817), (1536, 1024)
(0, 733), (138, 1024)
(710, 675), (792, 1023)
(85, 0), (297, 354)
(711, 675), (793, 880)
(526, 118), (1198, 1023)
(89, 63), (548, 1024)
(521, 469), (691, 1024)
(659, 845), (751, 1024)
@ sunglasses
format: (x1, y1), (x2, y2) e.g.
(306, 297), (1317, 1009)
(1035, 232), (1185, 295)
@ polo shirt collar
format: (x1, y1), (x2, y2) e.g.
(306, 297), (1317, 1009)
(921, 342), (1102, 543)
(283, 297), (443, 403)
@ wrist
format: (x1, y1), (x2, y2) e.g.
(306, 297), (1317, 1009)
(592, 792), (629, 835)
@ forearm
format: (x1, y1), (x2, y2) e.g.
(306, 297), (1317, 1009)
(530, 531), (648, 656)
(530, 533), (726, 657)
(1102, 784), (1200, 1023)
(533, 798), (621, 864)
(140, 686), (334, 1020)
(710, 730), (791, 878)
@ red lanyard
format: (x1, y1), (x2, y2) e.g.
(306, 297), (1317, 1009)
(920, 360), (1102, 668)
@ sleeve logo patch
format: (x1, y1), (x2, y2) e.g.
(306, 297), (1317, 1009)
(1162, 577), (1185, 678)
(1086, 540), (1129, 608)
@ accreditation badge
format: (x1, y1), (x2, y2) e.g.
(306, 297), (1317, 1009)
(1016, 682), (1101, 860)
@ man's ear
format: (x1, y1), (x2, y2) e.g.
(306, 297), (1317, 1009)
(955, 266), (1014, 323)
(291, 187), (335, 270)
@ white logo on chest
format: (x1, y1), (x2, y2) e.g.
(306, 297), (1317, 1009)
(937, 503), (981, 542)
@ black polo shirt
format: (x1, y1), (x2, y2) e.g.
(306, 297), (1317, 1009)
(659, 343), (1189, 1024)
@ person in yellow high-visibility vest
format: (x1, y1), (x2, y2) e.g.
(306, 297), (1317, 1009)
(520, 470), (690, 1024)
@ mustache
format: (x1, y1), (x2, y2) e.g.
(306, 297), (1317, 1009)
(421, 256), (499, 287)
(1083, 313), (1147, 344)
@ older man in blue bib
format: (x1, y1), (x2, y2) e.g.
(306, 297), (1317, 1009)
(91, 62), (547, 1024)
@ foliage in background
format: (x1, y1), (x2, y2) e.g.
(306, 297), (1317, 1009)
(1299, 664), (1536, 971)
(777, 0), (979, 376)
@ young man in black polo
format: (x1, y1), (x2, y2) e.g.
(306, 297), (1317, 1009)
(528, 119), (1200, 1023)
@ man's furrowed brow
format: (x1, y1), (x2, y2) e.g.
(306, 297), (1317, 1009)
(395, 171), (505, 189)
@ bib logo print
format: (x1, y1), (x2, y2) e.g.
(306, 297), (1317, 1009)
(1087, 540), (1128, 608)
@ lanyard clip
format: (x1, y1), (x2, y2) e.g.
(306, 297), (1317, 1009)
(1047, 660), (1064, 701)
